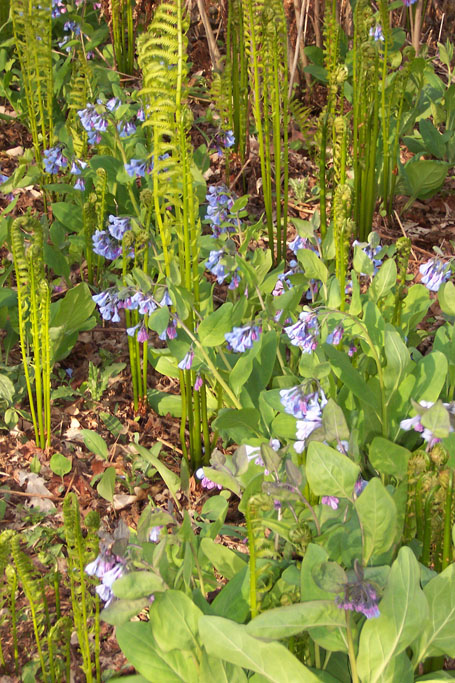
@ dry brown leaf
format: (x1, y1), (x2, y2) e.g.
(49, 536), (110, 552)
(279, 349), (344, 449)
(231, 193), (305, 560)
(112, 493), (138, 511)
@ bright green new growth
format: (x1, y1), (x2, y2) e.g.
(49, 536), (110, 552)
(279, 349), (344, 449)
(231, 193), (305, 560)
(241, 0), (289, 264)
(63, 493), (101, 682)
(225, 0), (248, 162)
(137, 0), (209, 466)
(110, 0), (135, 75)
(11, 0), (53, 163)
(11, 534), (50, 680)
(11, 214), (51, 449)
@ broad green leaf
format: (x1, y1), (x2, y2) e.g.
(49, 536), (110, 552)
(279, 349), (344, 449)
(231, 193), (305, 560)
(52, 202), (83, 231)
(100, 412), (124, 438)
(198, 615), (322, 682)
(419, 118), (446, 160)
(383, 327), (411, 396)
(357, 547), (428, 683)
(369, 437), (410, 478)
(297, 248), (329, 284)
(116, 622), (198, 682)
(0, 288), (17, 308)
(149, 590), (203, 653)
(200, 538), (247, 580)
(421, 401), (451, 439)
(416, 673), (455, 681)
(412, 563), (455, 662)
(246, 600), (346, 640)
(49, 452), (72, 477)
(322, 399), (350, 443)
(355, 478), (397, 565)
(112, 571), (166, 600)
(230, 352), (254, 396)
(324, 345), (381, 417)
(50, 282), (96, 333)
(147, 389), (183, 418)
(198, 466), (241, 496)
(198, 303), (234, 346)
(369, 259), (397, 302)
(213, 408), (262, 442)
(400, 159), (449, 200)
(132, 443), (180, 507)
(306, 442), (360, 499)
(101, 598), (149, 627)
(200, 651), (248, 683)
(438, 281), (455, 317)
(211, 567), (250, 623)
(81, 429), (108, 459)
(97, 467), (116, 502)
(300, 544), (333, 601)
(0, 374), (15, 403)
(312, 561), (347, 593)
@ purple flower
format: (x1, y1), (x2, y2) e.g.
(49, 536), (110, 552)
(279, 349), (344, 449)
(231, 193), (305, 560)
(337, 579), (380, 619)
(195, 467), (222, 490)
(348, 343), (357, 357)
(419, 258), (451, 292)
(85, 550), (126, 606)
(280, 385), (326, 420)
(137, 107), (145, 122)
(225, 324), (261, 353)
(70, 159), (87, 175)
(322, 496), (339, 510)
(93, 288), (121, 322)
(52, 0), (67, 17)
(78, 104), (108, 134)
(206, 250), (227, 284)
(288, 235), (319, 256)
(118, 121), (137, 138)
(214, 130), (235, 157)
(178, 349), (194, 370)
(403, 0), (417, 5)
(354, 477), (368, 498)
(194, 374), (203, 391)
(205, 185), (237, 236)
(108, 215), (132, 240)
(159, 319), (177, 341)
(400, 400), (453, 449)
(106, 97), (121, 112)
(149, 526), (163, 543)
(284, 385), (327, 453)
(125, 159), (147, 178)
(74, 177), (85, 191)
(326, 323), (344, 346)
(127, 323), (148, 343)
(92, 230), (122, 260)
(284, 310), (319, 353)
(43, 146), (68, 174)
(369, 25), (384, 42)
(160, 291), (172, 307)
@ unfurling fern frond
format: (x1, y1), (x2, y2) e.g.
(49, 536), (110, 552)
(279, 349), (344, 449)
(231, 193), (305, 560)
(11, 0), (53, 160)
(11, 534), (49, 679)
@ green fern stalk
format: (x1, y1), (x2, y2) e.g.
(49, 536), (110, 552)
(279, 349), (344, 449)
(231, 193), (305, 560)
(11, 535), (49, 681)
(11, 0), (53, 162)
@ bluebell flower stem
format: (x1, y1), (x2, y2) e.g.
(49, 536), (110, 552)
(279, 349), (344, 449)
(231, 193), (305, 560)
(346, 611), (359, 683)
(442, 470), (453, 570)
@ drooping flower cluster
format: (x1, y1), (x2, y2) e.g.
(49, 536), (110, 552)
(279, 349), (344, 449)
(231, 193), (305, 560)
(225, 324), (261, 353)
(403, 0), (417, 5)
(337, 575), (380, 619)
(213, 129), (235, 157)
(205, 249), (240, 290)
(419, 258), (451, 292)
(284, 310), (319, 353)
(280, 383), (327, 453)
(52, 0), (67, 17)
(400, 400), (454, 449)
(58, 19), (81, 51)
(92, 214), (133, 260)
(205, 185), (237, 237)
(369, 25), (384, 42)
(85, 549), (126, 606)
(78, 103), (109, 144)
(326, 323), (344, 346)
(43, 146), (68, 174)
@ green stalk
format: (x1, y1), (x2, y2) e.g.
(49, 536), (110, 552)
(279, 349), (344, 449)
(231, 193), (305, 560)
(346, 611), (359, 683)
(442, 471), (454, 570)
(246, 501), (258, 619)
(421, 488), (436, 567)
